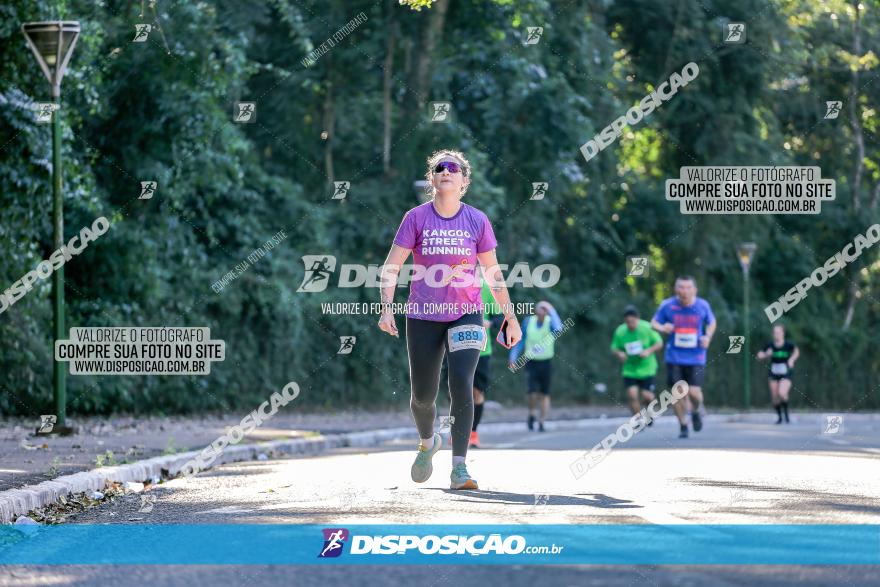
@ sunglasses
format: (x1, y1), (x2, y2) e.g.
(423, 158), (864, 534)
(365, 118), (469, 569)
(434, 161), (463, 175)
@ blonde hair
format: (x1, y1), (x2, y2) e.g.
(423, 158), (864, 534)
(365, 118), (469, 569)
(424, 149), (472, 198)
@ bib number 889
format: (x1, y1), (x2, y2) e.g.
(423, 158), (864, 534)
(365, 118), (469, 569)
(456, 330), (482, 342)
(448, 325), (485, 352)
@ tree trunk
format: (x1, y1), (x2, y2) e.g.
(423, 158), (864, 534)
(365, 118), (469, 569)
(842, 1), (863, 331)
(397, 0), (451, 176)
(849, 0), (864, 212)
(413, 0), (450, 109)
(323, 73), (335, 187)
(383, 2), (397, 177)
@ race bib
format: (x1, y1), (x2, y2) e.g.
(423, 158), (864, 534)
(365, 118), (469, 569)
(448, 325), (485, 352)
(674, 329), (698, 349)
(624, 341), (644, 356)
(771, 362), (789, 375)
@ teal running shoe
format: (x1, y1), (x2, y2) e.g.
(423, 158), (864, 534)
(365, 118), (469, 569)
(411, 433), (442, 483)
(450, 461), (479, 490)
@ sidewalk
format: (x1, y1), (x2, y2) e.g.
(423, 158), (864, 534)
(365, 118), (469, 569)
(0, 403), (627, 493)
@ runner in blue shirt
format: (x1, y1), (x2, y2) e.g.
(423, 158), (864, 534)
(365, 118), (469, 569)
(651, 275), (716, 438)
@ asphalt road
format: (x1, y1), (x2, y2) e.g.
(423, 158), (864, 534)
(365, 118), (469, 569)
(3, 414), (879, 586)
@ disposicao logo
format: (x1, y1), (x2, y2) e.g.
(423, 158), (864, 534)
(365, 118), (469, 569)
(318, 528), (349, 558)
(317, 531), (564, 558)
(297, 254), (560, 292)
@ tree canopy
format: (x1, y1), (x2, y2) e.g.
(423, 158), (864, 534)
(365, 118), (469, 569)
(1, 0), (877, 415)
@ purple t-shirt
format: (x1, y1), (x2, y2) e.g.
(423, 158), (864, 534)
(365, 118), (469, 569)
(652, 296), (716, 366)
(393, 202), (497, 322)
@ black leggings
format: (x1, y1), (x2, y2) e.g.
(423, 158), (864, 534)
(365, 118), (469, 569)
(406, 313), (483, 457)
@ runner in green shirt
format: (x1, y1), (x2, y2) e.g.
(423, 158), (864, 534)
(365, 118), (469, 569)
(611, 306), (664, 425)
(470, 281), (503, 448)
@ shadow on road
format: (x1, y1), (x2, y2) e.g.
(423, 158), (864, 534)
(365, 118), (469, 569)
(424, 489), (642, 509)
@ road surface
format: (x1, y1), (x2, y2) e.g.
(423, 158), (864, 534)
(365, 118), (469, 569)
(3, 414), (879, 586)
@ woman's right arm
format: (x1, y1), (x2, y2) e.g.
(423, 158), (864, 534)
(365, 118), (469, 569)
(377, 244), (411, 337)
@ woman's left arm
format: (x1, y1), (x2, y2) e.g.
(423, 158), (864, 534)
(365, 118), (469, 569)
(477, 249), (522, 347)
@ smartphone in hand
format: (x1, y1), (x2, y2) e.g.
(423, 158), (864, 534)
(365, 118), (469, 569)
(496, 317), (514, 349)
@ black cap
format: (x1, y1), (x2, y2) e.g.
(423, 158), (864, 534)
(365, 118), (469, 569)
(623, 305), (639, 317)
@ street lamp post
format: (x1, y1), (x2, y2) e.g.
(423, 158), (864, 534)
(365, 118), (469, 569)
(736, 242), (757, 410)
(22, 21), (81, 435)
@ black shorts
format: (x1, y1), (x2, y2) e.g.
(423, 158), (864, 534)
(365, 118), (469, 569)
(474, 354), (491, 391)
(666, 363), (705, 388)
(769, 372), (793, 381)
(526, 359), (552, 395)
(623, 376), (656, 393)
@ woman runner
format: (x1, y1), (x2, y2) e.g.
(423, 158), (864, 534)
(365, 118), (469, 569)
(377, 149), (522, 489)
(756, 324), (799, 424)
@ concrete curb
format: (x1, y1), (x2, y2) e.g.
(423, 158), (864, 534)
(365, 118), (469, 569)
(2, 411), (875, 523)
(0, 424), (424, 524)
(0, 417), (579, 524)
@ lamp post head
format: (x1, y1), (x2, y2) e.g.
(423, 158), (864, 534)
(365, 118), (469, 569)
(22, 21), (81, 97)
(413, 180), (431, 203)
(737, 242), (757, 275)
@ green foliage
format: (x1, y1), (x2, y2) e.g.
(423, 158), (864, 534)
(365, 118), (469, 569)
(95, 450), (116, 467)
(399, 0), (437, 11)
(0, 0), (876, 417)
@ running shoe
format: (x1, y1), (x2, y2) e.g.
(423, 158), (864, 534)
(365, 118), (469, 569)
(410, 432), (442, 483)
(528, 415), (535, 431)
(679, 424), (689, 438)
(469, 430), (480, 449)
(450, 462), (479, 490)
(692, 410), (703, 432)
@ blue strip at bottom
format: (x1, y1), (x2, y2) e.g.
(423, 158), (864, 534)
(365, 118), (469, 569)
(0, 525), (877, 565)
